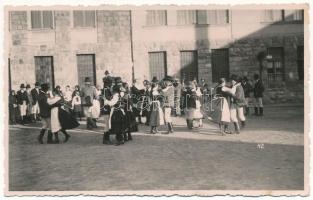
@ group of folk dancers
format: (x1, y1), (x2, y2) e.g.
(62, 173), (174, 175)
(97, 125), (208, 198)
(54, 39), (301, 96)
(10, 72), (264, 145)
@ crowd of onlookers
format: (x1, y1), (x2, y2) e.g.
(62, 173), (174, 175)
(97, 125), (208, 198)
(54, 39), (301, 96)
(9, 70), (264, 138)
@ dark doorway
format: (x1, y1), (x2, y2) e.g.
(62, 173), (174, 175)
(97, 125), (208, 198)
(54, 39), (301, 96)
(34, 56), (55, 89)
(148, 51), (167, 80)
(77, 54), (96, 86)
(180, 50), (198, 82)
(211, 48), (229, 83)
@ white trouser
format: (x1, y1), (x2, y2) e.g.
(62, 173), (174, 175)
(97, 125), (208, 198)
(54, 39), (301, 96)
(230, 106), (245, 123)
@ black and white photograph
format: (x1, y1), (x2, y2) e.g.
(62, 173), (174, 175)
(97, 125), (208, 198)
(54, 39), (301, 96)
(1, 0), (310, 197)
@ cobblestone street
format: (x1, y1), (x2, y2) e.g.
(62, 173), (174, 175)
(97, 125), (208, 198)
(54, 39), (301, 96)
(8, 105), (304, 191)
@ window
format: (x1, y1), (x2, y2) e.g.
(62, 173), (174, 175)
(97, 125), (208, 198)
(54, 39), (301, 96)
(297, 46), (304, 80)
(146, 10), (167, 26)
(31, 11), (53, 29)
(148, 52), (167, 80)
(73, 10), (96, 28)
(197, 10), (229, 25)
(180, 51), (198, 82)
(261, 9), (304, 22)
(177, 10), (197, 25)
(284, 10), (304, 21)
(261, 10), (283, 22)
(266, 47), (285, 82)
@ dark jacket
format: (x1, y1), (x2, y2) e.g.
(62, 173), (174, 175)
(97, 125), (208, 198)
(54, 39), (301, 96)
(254, 80), (265, 98)
(16, 90), (29, 105)
(233, 84), (246, 107)
(38, 91), (51, 118)
(183, 89), (197, 109)
(31, 88), (40, 105)
(102, 87), (112, 115)
(242, 81), (253, 98)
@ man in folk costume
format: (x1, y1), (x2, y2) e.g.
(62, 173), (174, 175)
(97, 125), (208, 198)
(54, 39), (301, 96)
(31, 82), (41, 122)
(104, 83), (126, 146)
(161, 76), (175, 134)
(37, 83), (53, 144)
(182, 81), (199, 129)
(253, 74), (265, 116)
(81, 77), (98, 129)
(131, 79), (145, 124)
(173, 78), (182, 116)
(149, 77), (164, 134)
(223, 75), (246, 134)
(16, 84), (29, 125)
(102, 76), (113, 145)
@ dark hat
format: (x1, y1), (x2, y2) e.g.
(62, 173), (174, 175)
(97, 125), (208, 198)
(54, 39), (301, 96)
(143, 80), (151, 85)
(35, 82), (40, 86)
(163, 75), (174, 82)
(85, 77), (91, 83)
(230, 74), (239, 82)
(26, 84), (31, 89)
(105, 70), (110, 75)
(41, 83), (49, 92)
(20, 84), (26, 88)
(114, 77), (122, 84)
(151, 76), (158, 83)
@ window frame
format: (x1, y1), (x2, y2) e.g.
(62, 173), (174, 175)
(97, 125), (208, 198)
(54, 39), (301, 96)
(195, 10), (230, 26)
(260, 9), (304, 24)
(30, 10), (54, 30)
(266, 47), (285, 83)
(73, 10), (97, 29)
(145, 10), (168, 27)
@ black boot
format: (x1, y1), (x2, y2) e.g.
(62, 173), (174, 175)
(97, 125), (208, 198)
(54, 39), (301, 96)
(254, 107), (259, 116)
(47, 131), (53, 144)
(241, 121), (246, 129)
(186, 119), (193, 130)
(164, 123), (171, 134)
(259, 107), (264, 116)
(224, 124), (232, 134)
(234, 122), (240, 134)
(54, 132), (60, 144)
(103, 131), (112, 145)
(38, 129), (46, 144)
(62, 129), (71, 143)
(87, 118), (93, 130)
(92, 118), (97, 128)
(123, 132), (128, 142)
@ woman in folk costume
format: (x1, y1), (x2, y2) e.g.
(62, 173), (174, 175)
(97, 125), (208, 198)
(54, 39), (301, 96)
(211, 78), (232, 135)
(160, 76), (175, 134)
(104, 80), (126, 146)
(130, 79), (145, 124)
(72, 91), (82, 121)
(149, 77), (164, 134)
(102, 76), (113, 145)
(193, 80), (204, 127)
(142, 80), (152, 126)
(183, 81), (203, 129)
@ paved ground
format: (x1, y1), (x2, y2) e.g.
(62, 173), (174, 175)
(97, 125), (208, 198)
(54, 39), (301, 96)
(8, 105), (304, 191)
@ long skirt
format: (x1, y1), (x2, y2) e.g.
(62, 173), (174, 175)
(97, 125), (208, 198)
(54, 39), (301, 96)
(19, 101), (27, 116)
(59, 108), (80, 130)
(50, 107), (62, 133)
(125, 110), (138, 132)
(149, 101), (164, 126)
(110, 109), (126, 137)
(209, 97), (230, 123)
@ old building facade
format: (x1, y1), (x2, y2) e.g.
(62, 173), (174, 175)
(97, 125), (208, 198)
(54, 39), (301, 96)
(6, 6), (305, 103)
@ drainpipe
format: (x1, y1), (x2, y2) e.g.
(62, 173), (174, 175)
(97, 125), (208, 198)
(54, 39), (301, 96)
(129, 10), (135, 84)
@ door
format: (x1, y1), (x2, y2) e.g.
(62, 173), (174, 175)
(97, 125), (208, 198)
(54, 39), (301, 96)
(180, 51), (198, 82)
(297, 45), (304, 81)
(211, 49), (229, 83)
(77, 54), (96, 86)
(35, 56), (54, 89)
(149, 52), (167, 80)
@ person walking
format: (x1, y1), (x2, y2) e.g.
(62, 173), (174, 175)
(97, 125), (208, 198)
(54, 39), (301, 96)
(102, 76), (113, 144)
(253, 74), (265, 116)
(16, 84), (29, 125)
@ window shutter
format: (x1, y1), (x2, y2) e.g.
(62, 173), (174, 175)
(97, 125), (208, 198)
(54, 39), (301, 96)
(42, 11), (53, 29)
(85, 11), (95, 27)
(31, 11), (42, 29)
(73, 11), (84, 27)
(197, 10), (208, 24)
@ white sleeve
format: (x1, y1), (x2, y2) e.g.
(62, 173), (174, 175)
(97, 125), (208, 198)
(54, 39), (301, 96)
(47, 96), (61, 105)
(104, 94), (119, 106)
